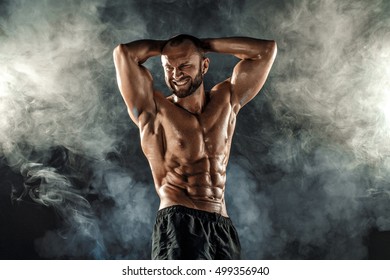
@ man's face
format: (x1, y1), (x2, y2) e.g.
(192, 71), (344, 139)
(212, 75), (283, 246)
(161, 41), (207, 98)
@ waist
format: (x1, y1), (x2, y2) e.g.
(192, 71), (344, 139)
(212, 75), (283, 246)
(158, 183), (228, 216)
(159, 181), (224, 200)
(157, 205), (233, 225)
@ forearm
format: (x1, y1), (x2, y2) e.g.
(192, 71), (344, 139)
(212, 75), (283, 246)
(201, 37), (276, 60)
(114, 39), (166, 65)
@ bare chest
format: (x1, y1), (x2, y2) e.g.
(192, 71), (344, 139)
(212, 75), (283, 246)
(164, 106), (235, 160)
(139, 97), (235, 164)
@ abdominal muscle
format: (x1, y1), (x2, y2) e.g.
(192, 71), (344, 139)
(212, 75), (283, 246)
(140, 91), (235, 218)
(156, 163), (228, 217)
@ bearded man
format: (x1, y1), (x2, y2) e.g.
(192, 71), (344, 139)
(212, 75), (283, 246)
(113, 34), (276, 259)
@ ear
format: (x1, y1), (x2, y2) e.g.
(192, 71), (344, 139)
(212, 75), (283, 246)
(202, 57), (210, 75)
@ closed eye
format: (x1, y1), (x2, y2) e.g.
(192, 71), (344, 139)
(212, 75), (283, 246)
(180, 64), (191, 69)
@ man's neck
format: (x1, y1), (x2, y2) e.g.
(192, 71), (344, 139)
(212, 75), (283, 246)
(173, 86), (206, 115)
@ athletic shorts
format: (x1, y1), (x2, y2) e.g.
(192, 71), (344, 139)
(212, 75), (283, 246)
(151, 205), (241, 260)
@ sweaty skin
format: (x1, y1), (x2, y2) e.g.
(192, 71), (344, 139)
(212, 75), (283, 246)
(113, 35), (276, 217)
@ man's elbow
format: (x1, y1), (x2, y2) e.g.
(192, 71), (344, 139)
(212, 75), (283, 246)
(263, 40), (277, 60)
(270, 40), (277, 57)
(252, 40), (276, 60)
(113, 44), (127, 61)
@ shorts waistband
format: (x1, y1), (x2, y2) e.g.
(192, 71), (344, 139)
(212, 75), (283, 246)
(157, 205), (233, 225)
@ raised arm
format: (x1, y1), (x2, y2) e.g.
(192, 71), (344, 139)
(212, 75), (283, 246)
(202, 37), (277, 110)
(113, 39), (166, 126)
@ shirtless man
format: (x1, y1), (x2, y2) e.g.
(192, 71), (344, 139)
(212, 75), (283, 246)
(113, 34), (276, 259)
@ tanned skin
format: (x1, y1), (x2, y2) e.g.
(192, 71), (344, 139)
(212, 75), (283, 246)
(113, 35), (277, 217)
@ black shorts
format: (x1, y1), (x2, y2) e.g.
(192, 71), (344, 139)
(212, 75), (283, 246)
(152, 205), (241, 260)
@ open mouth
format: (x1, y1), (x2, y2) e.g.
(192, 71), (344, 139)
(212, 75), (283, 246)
(173, 78), (190, 86)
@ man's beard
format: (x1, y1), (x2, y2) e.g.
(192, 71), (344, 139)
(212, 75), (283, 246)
(168, 69), (203, 98)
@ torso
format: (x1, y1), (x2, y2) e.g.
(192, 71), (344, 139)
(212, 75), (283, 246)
(139, 81), (237, 217)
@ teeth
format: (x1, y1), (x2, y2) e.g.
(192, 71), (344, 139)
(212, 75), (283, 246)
(174, 79), (188, 86)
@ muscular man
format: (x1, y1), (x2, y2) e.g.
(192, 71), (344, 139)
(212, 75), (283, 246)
(113, 34), (276, 259)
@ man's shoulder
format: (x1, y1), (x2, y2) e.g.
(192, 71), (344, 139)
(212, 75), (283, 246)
(153, 91), (177, 114)
(209, 79), (232, 101)
(210, 79), (231, 95)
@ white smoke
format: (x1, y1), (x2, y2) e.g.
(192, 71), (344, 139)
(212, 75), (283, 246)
(18, 162), (105, 259)
(227, 0), (390, 258)
(1, 0), (390, 259)
(0, 0), (116, 164)
(260, 0), (389, 162)
(0, 0), (150, 259)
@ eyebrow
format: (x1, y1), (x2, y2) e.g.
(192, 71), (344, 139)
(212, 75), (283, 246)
(163, 61), (192, 67)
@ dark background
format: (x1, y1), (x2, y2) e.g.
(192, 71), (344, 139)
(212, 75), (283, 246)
(1, 0), (390, 259)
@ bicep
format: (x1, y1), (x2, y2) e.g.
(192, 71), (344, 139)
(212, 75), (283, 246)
(230, 48), (276, 108)
(113, 45), (156, 126)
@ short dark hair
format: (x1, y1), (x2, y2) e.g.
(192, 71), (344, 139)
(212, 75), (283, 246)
(163, 34), (205, 57)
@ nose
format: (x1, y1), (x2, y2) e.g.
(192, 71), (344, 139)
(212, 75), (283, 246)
(172, 68), (183, 79)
